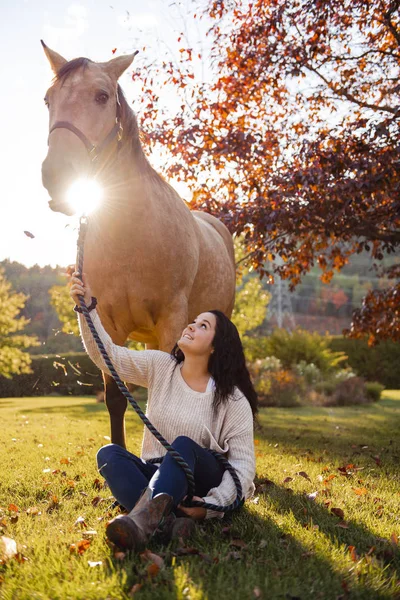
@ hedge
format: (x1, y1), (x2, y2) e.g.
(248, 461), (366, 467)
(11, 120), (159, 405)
(0, 353), (103, 397)
(328, 337), (400, 389)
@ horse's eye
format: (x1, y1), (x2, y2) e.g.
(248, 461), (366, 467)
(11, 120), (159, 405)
(44, 97), (49, 108)
(96, 92), (109, 105)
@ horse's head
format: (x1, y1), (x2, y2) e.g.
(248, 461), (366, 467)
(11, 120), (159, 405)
(41, 42), (136, 215)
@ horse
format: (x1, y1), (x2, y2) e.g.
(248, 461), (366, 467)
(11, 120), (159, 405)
(41, 43), (236, 449)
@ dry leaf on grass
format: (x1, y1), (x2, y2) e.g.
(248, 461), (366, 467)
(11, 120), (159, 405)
(352, 487), (368, 496)
(331, 507), (345, 519)
(297, 471), (311, 481)
(0, 536), (17, 563)
(129, 583), (143, 597)
(230, 538), (247, 549)
(336, 520), (349, 529)
(88, 560), (102, 567)
(140, 549), (165, 568)
(70, 539), (91, 555)
(283, 477), (293, 484)
(74, 516), (87, 529)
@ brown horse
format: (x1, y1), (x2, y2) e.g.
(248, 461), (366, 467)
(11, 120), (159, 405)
(41, 43), (236, 448)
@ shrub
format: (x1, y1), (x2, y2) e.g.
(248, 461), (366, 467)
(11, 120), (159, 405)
(329, 337), (400, 388)
(0, 352), (103, 397)
(293, 361), (322, 385)
(250, 359), (305, 407)
(326, 376), (368, 406)
(365, 381), (385, 402)
(262, 328), (347, 374)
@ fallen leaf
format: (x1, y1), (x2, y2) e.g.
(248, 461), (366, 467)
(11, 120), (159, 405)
(336, 520), (349, 529)
(307, 491), (318, 500)
(0, 536), (17, 563)
(60, 458), (71, 465)
(114, 551), (126, 561)
(82, 530), (97, 539)
(66, 480), (76, 489)
(331, 507), (345, 519)
(283, 477), (293, 484)
(352, 487), (368, 496)
(74, 516), (87, 529)
(8, 504), (19, 513)
(140, 549), (164, 568)
(147, 562), (160, 578)
(91, 496), (103, 507)
(70, 539), (91, 555)
(93, 479), (103, 491)
(348, 545), (358, 562)
(390, 532), (398, 546)
(26, 507), (40, 516)
(259, 539), (268, 549)
(129, 583), (142, 597)
(88, 560), (102, 567)
(297, 471), (311, 481)
(230, 538), (247, 549)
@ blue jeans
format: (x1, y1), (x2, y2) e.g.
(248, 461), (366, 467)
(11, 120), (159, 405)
(96, 436), (225, 512)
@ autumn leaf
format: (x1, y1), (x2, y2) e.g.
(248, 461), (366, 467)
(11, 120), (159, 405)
(230, 538), (247, 549)
(297, 471), (311, 482)
(348, 545), (358, 562)
(8, 504), (19, 513)
(336, 521), (349, 529)
(70, 539), (91, 555)
(331, 507), (345, 519)
(74, 516), (87, 529)
(88, 560), (102, 567)
(140, 549), (164, 568)
(0, 536), (17, 563)
(60, 458), (71, 465)
(390, 532), (398, 546)
(129, 583), (143, 596)
(26, 506), (40, 516)
(283, 477), (293, 484)
(352, 487), (368, 496)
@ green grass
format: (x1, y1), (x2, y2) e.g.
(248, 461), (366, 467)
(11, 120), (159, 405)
(0, 392), (399, 599)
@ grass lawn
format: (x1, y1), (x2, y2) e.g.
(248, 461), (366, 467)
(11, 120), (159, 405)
(0, 391), (399, 599)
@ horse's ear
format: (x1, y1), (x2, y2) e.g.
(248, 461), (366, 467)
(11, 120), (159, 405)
(104, 51), (139, 80)
(41, 40), (68, 75)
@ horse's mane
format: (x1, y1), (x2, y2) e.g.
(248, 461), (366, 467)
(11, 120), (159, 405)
(55, 57), (163, 182)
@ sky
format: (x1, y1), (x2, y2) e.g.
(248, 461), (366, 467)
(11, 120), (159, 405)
(1, 0), (199, 268)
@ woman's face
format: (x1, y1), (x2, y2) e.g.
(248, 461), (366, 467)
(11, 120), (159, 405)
(177, 312), (217, 358)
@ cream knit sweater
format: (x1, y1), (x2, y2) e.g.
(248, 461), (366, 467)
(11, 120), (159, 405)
(78, 310), (256, 519)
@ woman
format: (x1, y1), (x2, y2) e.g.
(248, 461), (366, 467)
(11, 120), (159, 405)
(70, 272), (257, 551)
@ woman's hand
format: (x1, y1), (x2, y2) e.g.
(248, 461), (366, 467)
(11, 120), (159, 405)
(177, 496), (206, 521)
(69, 272), (92, 307)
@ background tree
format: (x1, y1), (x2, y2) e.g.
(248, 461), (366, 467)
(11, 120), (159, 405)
(0, 268), (39, 378)
(232, 237), (270, 340)
(132, 0), (400, 344)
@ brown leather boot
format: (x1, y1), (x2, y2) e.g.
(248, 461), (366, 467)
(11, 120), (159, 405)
(106, 488), (173, 551)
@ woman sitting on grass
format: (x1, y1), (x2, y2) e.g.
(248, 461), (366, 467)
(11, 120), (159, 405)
(70, 272), (257, 551)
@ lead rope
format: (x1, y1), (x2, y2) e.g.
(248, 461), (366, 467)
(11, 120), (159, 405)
(76, 216), (243, 512)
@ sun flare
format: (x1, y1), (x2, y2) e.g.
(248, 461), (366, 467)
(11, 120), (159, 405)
(66, 178), (103, 215)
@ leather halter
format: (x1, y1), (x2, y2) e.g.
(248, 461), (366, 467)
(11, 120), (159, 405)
(48, 95), (123, 164)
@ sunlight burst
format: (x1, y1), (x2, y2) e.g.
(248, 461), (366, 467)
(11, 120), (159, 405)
(66, 178), (103, 215)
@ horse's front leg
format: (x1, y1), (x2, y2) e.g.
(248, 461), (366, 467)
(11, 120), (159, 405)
(103, 372), (128, 448)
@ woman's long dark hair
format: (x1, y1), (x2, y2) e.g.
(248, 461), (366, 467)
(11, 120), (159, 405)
(171, 310), (258, 417)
